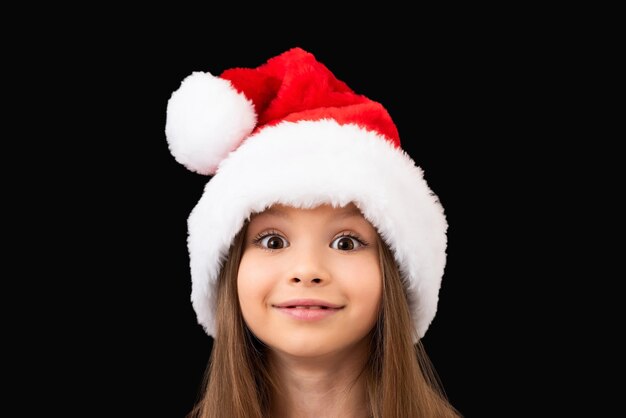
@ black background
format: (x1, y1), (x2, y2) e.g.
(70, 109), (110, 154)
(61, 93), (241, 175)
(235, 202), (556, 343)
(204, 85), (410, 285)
(25, 22), (573, 416)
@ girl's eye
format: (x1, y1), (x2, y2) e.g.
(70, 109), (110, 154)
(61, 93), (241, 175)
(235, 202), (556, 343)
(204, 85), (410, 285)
(253, 231), (368, 251)
(330, 233), (368, 251)
(254, 233), (289, 250)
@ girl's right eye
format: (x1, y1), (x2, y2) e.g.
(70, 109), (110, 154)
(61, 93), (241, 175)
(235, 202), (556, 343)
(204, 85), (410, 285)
(253, 232), (289, 250)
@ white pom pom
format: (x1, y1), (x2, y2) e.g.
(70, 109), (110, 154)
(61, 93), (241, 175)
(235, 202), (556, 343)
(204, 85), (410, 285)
(165, 72), (257, 175)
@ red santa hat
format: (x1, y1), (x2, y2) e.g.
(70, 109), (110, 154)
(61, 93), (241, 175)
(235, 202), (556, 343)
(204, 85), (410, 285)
(166, 47), (447, 340)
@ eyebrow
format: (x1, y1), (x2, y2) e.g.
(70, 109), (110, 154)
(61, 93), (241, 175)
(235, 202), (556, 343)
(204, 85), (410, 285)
(257, 206), (363, 220)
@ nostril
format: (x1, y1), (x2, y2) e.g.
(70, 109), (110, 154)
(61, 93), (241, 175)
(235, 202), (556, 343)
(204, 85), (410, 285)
(292, 278), (322, 284)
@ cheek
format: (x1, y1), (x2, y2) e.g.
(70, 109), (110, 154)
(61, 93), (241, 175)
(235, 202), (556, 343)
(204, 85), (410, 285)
(237, 253), (273, 318)
(341, 256), (383, 317)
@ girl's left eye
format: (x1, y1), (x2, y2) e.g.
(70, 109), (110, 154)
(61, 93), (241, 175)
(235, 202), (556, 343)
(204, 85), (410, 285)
(330, 233), (368, 251)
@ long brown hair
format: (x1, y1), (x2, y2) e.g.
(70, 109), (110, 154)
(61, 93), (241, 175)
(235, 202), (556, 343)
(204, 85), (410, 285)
(188, 221), (461, 418)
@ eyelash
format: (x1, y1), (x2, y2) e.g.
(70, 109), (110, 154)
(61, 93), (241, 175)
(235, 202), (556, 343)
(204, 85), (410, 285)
(252, 229), (369, 251)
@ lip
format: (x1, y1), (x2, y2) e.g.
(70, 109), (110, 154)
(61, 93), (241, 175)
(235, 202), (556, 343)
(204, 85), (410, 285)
(272, 299), (344, 322)
(272, 299), (344, 309)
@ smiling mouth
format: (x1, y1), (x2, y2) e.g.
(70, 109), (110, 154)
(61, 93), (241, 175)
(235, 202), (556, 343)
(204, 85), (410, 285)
(273, 305), (343, 321)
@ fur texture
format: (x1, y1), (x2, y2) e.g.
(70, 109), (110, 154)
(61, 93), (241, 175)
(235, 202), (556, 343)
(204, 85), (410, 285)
(165, 72), (256, 175)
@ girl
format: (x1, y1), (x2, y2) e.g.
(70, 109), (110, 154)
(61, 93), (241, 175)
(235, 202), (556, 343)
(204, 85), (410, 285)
(166, 48), (461, 417)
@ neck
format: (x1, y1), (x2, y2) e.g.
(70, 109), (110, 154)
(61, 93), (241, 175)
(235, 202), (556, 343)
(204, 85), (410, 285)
(268, 338), (371, 418)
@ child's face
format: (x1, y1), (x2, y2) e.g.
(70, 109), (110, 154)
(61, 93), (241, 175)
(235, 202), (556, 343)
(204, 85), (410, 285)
(238, 202), (382, 358)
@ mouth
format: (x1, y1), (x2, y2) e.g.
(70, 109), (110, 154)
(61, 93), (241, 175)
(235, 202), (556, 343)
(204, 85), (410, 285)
(272, 301), (344, 321)
(272, 299), (344, 309)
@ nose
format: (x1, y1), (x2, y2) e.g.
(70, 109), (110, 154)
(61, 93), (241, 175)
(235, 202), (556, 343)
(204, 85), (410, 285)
(288, 245), (330, 286)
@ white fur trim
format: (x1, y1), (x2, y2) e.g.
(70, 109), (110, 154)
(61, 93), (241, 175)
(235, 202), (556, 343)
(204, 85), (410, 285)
(165, 72), (257, 175)
(188, 120), (447, 339)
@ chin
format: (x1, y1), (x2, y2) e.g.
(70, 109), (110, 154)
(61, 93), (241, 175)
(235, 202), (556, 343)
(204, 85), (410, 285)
(269, 332), (357, 359)
(284, 343), (334, 358)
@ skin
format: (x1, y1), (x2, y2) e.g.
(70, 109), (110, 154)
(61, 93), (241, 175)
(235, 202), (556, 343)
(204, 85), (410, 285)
(238, 202), (382, 418)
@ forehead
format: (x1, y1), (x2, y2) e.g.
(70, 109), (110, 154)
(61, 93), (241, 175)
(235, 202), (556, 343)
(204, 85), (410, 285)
(246, 202), (380, 241)
(250, 202), (365, 222)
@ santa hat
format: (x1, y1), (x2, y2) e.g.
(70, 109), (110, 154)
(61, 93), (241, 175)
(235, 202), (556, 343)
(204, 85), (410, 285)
(166, 47), (447, 340)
